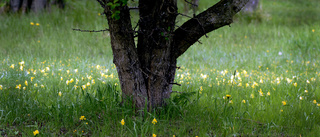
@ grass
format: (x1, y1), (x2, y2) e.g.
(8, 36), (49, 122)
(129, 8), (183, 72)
(1, 0), (320, 136)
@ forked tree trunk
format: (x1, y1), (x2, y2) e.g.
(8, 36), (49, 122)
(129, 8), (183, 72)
(100, 0), (248, 111)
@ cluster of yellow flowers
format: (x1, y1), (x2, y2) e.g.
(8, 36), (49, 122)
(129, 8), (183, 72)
(1, 59), (119, 95)
(79, 116), (86, 121)
(30, 22), (40, 26)
(33, 130), (39, 136)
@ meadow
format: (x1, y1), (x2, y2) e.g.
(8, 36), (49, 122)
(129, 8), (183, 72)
(0, 0), (320, 136)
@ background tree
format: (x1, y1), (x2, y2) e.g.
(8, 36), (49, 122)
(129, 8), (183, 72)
(0, 0), (64, 13)
(243, 0), (259, 12)
(94, 0), (248, 111)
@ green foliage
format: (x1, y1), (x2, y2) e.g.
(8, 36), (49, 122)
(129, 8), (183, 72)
(106, 0), (128, 20)
(0, 0), (10, 7)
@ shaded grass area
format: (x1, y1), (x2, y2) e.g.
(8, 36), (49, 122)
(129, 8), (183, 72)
(1, 0), (320, 136)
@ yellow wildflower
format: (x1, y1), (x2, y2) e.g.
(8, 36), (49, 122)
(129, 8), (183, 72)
(82, 85), (86, 89)
(286, 78), (292, 83)
(25, 81), (28, 86)
(293, 82), (297, 87)
(87, 75), (92, 80)
(0, 85), (2, 90)
(258, 89), (264, 96)
(152, 118), (157, 124)
(153, 134), (157, 137)
(259, 79), (263, 83)
(250, 94), (254, 98)
(58, 91), (62, 97)
(199, 86), (203, 94)
(33, 130), (39, 136)
(20, 66), (23, 71)
(19, 61), (24, 65)
(313, 100), (317, 104)
(31, 77), (35, 82)
(299, 96), (303, 100)
(30, 22), (34, 25)
(242, 100), (246, 103)
(200, 73), (208, 79)
(121, 119), (125, 125)
(16, 84), (21, 89)
(229, 100), (233, 104)
(79, 116), (86, 120)
(91, 79), (95, 85)
(267, 92), (270, 96)
(282, 101), (287, 106)
(36, 23), (40, 26)
(280, 109), (283, 112)
(10, 64), (14, 69)
(312, 29), (315, 32)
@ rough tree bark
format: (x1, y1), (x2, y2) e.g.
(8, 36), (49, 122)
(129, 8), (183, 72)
(98, 0), (249, 111)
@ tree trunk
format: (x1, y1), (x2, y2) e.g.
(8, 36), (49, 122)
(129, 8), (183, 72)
(10, 0), (22, 12)
(6, 0), (64, 13)
(137, 0), (178, 110)
(31, 0), (46, 12)
(99, 0), (249, 111)
(243, 0), (259, 12)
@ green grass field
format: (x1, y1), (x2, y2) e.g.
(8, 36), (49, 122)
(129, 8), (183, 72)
(1, 0), (320, 136)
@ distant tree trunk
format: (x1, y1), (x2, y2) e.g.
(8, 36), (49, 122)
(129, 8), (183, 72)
(6, 0), (64, 13)
(10, 0), (22, 12)
(98, 0), (249, 111)
(31, 0), (46, 12)
(243, 0), (259, 12)
(21, 0), (31, 13)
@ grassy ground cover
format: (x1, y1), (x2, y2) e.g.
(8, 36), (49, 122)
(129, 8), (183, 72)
(0, 0), (320, 136)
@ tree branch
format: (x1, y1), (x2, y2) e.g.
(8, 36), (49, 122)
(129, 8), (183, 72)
(96, 0), (105, 8)
(173, 0), (249, 58)
(72, 28), (109, 32)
